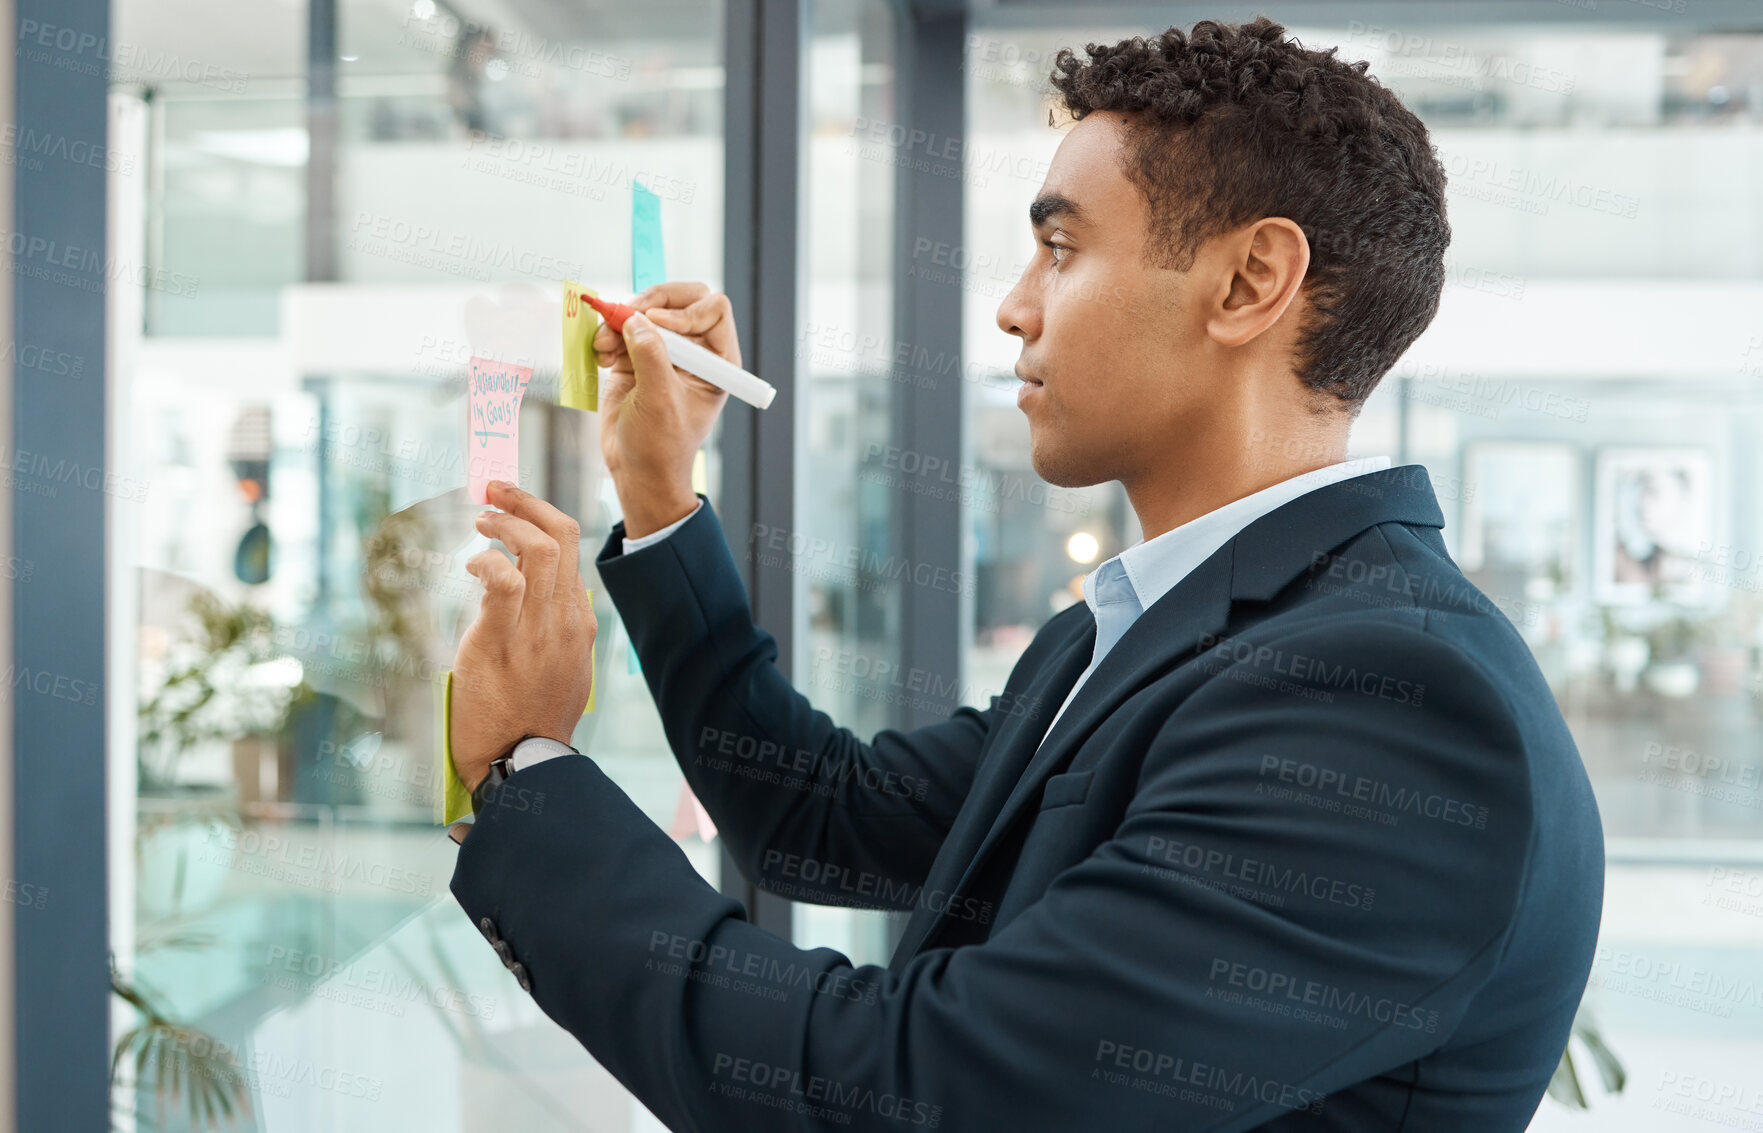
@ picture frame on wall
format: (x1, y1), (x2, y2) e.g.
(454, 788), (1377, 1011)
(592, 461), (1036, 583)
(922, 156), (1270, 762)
(1591, 446), (1715, 605)
(1460, 441), (1579, 604)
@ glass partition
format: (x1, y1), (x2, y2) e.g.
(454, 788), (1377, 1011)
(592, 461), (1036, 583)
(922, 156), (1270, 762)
(790, 0), (902, 968)
(99, 3), (1763, 1129)
(110, 0), (727, 1127)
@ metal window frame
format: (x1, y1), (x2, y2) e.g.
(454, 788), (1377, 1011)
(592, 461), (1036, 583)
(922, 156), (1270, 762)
(10, 0), (112, 1126)
(883, 0), (969, 953)
(717, 0), (970, 950)
(718, 0), (809, 938)
(0, 1), (15, 1127)
(890, 1), (968, 736)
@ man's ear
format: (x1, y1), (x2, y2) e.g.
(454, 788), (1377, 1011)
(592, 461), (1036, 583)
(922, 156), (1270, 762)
(1206, 218), (1310, 350)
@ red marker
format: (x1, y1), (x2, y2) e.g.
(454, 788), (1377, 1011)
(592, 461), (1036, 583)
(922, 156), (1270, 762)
(586, 295), (776, 410)
(582, 295), (639, 332)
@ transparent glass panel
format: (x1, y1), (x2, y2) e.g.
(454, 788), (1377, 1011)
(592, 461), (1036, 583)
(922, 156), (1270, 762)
(790, 0), (900, 967)
(111, 0), (726, 1128)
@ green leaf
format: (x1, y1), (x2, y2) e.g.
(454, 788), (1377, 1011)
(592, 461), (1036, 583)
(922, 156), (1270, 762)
(1578, 1022), (1627, 1095)
(1548, 1044), (1588, 1109)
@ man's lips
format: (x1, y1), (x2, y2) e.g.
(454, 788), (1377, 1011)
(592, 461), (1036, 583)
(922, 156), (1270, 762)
(1015, 368), (1042, 385)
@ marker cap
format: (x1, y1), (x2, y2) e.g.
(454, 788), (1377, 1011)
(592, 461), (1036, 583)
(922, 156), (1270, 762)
(583, 294), (637, 334)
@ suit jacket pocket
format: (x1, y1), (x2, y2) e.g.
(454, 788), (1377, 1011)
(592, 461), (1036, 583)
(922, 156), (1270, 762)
(1039, 769), (1094, 810)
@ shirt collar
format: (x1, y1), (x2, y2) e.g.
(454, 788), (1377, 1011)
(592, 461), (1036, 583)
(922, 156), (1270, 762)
(1084, 456), (1394, 617)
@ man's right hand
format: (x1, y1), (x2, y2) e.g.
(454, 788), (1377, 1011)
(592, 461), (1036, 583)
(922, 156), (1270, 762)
(592, 281), (742, 538)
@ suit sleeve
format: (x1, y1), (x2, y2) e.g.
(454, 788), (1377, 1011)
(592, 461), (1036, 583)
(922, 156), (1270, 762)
(592, 492), (1000, 908)
(451, 616), (1541, 1132)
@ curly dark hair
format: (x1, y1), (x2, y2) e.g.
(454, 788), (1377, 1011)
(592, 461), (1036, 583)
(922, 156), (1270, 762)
(1049, 16), (1450, 410)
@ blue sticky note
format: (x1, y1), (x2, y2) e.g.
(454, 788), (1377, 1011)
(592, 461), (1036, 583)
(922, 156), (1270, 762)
(632, 182), (665, 292)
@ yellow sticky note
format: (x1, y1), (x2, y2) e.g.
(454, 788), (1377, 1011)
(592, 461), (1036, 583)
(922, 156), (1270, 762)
(561, 279), (599, 411)
(585, 583), (597, 714)
(438, 587), (598, 825)
(586, 637), (596, 715)
(436, 669), (473, 825)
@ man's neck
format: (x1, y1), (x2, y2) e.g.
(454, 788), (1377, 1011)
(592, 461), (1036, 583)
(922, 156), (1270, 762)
(1125, 449), (1350, 543)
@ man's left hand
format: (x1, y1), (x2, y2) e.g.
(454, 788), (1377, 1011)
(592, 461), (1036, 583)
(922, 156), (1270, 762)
(449, 480), (597, 792)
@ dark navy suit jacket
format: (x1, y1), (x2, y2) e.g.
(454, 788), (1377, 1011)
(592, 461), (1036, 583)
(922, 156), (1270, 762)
(451, 464), (1605, 1131)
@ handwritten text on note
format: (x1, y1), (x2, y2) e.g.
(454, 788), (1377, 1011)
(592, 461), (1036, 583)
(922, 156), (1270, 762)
(560, 279), (600, 411)
(467, 355), (533, 503)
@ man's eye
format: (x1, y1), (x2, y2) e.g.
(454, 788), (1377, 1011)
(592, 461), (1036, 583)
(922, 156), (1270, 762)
(1041, 239), (1069, 265)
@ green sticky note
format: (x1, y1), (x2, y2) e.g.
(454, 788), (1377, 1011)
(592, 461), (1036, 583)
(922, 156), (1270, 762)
(632, 182), (665, 292)
(560, 279), (599, 412)
(437, 587), (597, 826)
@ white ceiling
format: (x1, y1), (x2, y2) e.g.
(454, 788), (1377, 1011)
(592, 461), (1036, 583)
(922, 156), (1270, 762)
(111, 0), (722, 93)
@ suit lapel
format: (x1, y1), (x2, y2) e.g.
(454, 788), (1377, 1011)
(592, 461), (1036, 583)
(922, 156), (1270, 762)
(950, 614), (1098, 860)
(889, 613), (1095, 970)
(888, 465), (1448, 966)
(932, 548), (1237, 935)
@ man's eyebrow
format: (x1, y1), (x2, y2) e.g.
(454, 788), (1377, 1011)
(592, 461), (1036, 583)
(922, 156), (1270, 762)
(1029, 193), (1086, 228)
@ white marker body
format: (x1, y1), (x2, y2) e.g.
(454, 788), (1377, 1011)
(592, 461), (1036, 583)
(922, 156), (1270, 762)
(651, 325), (777, 410)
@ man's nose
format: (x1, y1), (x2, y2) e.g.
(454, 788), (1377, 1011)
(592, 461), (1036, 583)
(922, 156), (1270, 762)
(997, 275), (1033, 340)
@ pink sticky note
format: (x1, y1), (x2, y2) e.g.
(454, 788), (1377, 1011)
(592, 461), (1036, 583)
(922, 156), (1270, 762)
(667, 781), (718, 843)
(466, 356), (533, 503)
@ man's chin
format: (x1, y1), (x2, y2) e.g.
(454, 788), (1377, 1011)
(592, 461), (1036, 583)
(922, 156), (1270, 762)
(1026, 443), (1103, 491)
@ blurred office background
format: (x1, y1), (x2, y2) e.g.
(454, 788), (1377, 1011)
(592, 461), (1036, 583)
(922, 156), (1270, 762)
(2, 0), (1761, 1128)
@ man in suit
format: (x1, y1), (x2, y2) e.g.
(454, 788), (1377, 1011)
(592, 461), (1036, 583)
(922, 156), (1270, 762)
(446, 16), (1603, 1131)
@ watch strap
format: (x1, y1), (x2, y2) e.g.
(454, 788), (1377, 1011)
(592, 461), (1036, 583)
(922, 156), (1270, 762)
(469, 732), (530, 815)
(469, 735), (580, 815)
(469, 754), (513, 815)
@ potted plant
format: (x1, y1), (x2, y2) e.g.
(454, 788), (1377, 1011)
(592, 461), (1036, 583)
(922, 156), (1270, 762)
(1549, 1004), (1625, 1109)
(1642, 611), (1711, 698)
(136, 591), (297, 919)
(111, 949), (251, 1131)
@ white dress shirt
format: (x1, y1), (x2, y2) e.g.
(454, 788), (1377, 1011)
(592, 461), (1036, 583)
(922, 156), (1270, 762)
(1037, 456), (1392, 749)
(621, 498), (704, 556)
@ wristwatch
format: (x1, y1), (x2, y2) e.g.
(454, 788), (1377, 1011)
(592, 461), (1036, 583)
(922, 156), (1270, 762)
(469, 734), (579, 814)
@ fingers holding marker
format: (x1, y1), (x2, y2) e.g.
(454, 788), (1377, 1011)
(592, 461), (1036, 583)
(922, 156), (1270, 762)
(623, 311), (656, 342)
(642, 292), (723, 336)
(621, 312), (678, 387)
(631, 281), (708, 312)
(594, 289), (648, 358)
(593, 317), (627, 358)
(599, 284), (743, 373)
(634, 290), (741, 369)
